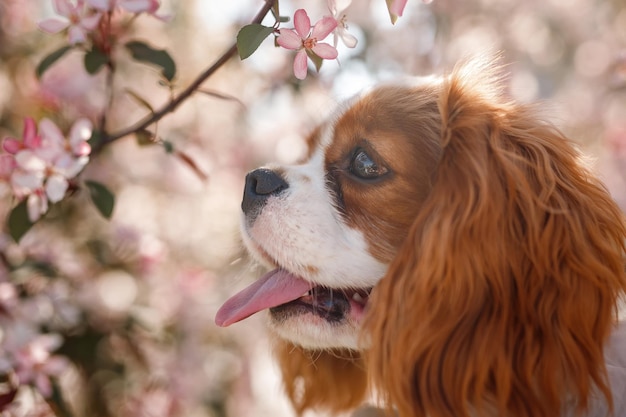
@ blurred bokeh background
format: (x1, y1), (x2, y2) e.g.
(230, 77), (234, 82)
(0, 0), (624, 416)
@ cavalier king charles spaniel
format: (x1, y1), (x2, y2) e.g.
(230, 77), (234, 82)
(216, 57), (626, 417)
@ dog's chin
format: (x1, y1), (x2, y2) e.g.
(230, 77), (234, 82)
(265, 283), (371, 350)
(267, 309), (363, 350)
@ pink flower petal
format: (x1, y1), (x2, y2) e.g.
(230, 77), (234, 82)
(33, 334), (63, 354)
(328, 0), (353, 14)
(15, 150), (46, 172)
(86, 0), (114, 11)
(35, 373), (52, 397)
(335, 30), (358, 48)
(277, 29), (303, 50)
(16, 367), (34, 385)
(54, 152), (87, 178)
(68, 26), (87, 44)
(38, 18), (69, 34)
(80, 13), (102, 30)
(72, 141), (91, 157)
(39, 119), (65, 146)
(27, 192), (48, 222)
(0, 155), (16, 179)
(293, 50), (308, 80)
(11, 170), (44, 194)
(42, 356), (70, 376)
(2, 138), (21, 154)
(328, 0), (337, 14)
(52, 0), (73, 17)
(293, 9), (311, 39)
(119, 0), (154, 13)
(45, 174), (69, 203)
(23, 118), (41, 149)
(389, 0), (408, 16)
(311, 16), (338, 40)
(153, 11), (172, 22)
(312, 42), (338, 60)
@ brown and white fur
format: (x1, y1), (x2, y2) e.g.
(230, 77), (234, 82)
(216, 57), (626, 417)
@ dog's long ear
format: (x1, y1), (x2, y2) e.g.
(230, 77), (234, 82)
(274, 339), (368, 415)
(366, 57), (626, 417)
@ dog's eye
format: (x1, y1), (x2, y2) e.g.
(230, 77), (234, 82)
(350, 149), (388, 179)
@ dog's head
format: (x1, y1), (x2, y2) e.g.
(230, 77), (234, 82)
(216, 76), (442, 350)
(216, 57), (626, 417)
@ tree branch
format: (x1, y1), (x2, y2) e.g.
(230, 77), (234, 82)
(94, 0), (276, 152)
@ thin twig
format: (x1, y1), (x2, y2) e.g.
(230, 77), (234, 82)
(98, 11), (115, 133)
(93, 0), (276, 153)
(99, 61), (115, 132)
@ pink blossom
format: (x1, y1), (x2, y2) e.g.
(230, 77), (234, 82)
(11, 151), (45, 197)
(34, 118), (92, 206)
(13, 334), (69, 397)
(386, 0), (434, 22)
(68, 118), (93, 157)
(388, 0), (409, 18)
(38, 0), (102, 44)
(277, 9), (338, 80)
(2, 119), (47, 205)
(0, 155), (16, 182)
(27, 190), (49, 224)
(2, 118), (41, 155)
(328, 0), (358, 48)
(87, 0), (171, 20)
(0, 282), (18, 315)
(2, 117), (93, 222)
(0, 155), (14, 198)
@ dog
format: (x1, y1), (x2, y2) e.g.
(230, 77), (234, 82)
(216, 57), (626, 417)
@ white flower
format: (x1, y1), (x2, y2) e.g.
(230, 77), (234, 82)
(13, 334), (70, 397)
(328, 0), (358, 48)
(38, 0), (102, 45)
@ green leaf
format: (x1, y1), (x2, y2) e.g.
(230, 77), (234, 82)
(125, 40), (177, 81)
(306, 49), (324, 73)
(135, 129), (155, 146)
(84, 48), (109, 74)
(236, 24), (275, 60)
(85, 180), (115, 219)
(8, 200), (34, 242)
(36, 45), (73, 79)
(162, 140), (174, 154)
(87, 130), (103, 149)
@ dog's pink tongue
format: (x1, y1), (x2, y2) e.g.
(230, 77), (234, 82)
(215, 269), (312, 327)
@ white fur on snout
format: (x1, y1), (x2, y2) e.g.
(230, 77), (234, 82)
(244, 144), (387, 290)
(240, 123), (388, 349)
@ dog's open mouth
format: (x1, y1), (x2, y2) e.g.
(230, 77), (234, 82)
(270, 286), (371, 323)
(215, 269), (371, 327)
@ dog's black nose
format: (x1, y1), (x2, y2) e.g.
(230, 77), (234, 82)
(242, 168), (289, 218)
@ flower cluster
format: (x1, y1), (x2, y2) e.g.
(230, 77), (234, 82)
(277, 9), (339, 80)
(0, 276), (76, 405)
(1, 118), (92, 222)
(276, 0), (359, 80)
(38, 0), (169, 45)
